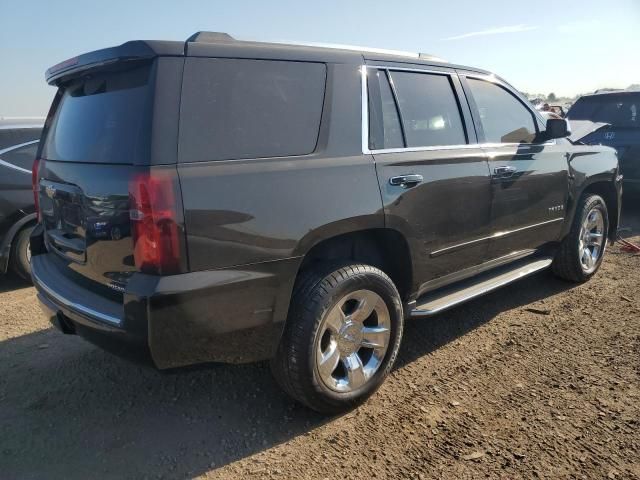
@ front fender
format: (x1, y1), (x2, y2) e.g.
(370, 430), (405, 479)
(562, 146), (621, 239)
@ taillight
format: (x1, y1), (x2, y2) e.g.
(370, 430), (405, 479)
(128, 169), (184, 275)
(32, 158), (41, 221)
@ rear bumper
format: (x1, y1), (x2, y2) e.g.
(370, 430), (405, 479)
(32, 247), (300, 369)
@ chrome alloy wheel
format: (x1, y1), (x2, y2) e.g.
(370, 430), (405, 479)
(315, 289), (391, 393)
(578, 207), (605, 274)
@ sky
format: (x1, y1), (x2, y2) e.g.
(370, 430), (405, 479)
(1, 0), (639, 117)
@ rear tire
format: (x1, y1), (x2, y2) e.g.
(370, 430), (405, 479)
(10, 225), (34, 283)
(271, 263), (403, 414)
(552, 194), (608, 283)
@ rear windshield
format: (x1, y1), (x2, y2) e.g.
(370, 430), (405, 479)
(42, 64), (152, 164)
(179, 58), (326, 162)
(568, 94), (640, 128)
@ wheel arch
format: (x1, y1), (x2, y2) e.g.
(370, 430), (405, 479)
(292, 227), (413, 303)
(0, 213), (37, 274)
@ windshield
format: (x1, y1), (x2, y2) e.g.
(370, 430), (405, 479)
(567, 94), (640, 128)
(43, 63), (152, 164)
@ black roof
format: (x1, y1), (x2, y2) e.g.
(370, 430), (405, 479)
(46, 31), (490, 84)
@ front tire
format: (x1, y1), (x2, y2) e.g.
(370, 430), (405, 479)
(271, 263), (404, 414)
(552, 194), (608, 283)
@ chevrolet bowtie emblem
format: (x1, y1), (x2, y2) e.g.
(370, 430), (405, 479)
(45, 185), (56, 199)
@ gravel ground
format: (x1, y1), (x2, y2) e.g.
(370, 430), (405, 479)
(1, 204), (639, 480)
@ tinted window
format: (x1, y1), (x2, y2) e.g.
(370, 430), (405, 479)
(43, 64), (152, 164)
(389, 71), (466, 148)
(1, 142), (38, 171)
(180, 59), (326, 162)
(368, 70), (404, 150)
(568, 94), (640, 128)
(0, 129), (42, 150)
(467, 78), (538, 143)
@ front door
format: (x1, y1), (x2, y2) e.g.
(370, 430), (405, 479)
(462, 76), (569, 260)
(365, 66), (492, 292)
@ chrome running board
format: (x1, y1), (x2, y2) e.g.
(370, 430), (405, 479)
(410, 257), (553, 318)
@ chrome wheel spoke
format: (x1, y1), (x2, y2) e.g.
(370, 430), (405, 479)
(579, 207), (605, 274)
(349, 290), (380, 323)
(315, 288), (391, 393)
(317, 341), (340, 379)
(361, 325), (389, 349)
(587, 232), (603, 246)
(343, 353), (366, 389)
(324, 307), (346, 333)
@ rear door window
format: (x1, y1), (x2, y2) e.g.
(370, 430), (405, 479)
(388, 71), (467, 148)
(367, 70), (404, 150)
(466, 78), (538, 144)
(179, 59), (326, 162)
(42, 64), (152, 164)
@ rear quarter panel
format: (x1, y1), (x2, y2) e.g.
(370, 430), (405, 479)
(178, 62), (383, 271)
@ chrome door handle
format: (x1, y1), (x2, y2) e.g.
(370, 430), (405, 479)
(389, 174), (423, 188)
(493, 165), (517, 178)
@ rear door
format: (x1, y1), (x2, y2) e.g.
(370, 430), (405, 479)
(460, 74), (569, 260)
(366, 65), (492, 291)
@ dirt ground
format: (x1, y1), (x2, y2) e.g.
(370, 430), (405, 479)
(1, 204), (639, 480)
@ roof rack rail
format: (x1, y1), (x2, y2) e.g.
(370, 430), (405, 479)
(186, 31), (236, 43)
(184, 33), (448, 62)
(418, 52), (447, 62)
(268, 40), (448, 62)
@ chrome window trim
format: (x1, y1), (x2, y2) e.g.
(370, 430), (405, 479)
(361, 65), (555, 155)
(0, 139), (39, 174)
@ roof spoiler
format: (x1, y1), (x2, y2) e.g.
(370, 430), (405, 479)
(45, 40), (182, 85)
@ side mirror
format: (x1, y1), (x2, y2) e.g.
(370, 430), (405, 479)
(545, 118), (571, 139)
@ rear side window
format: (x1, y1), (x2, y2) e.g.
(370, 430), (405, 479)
(389, 71), (467, 148)
(1, 142), (38, 171)
(467, 78), (538, 144)
(43, 64), (152, 164)
(0, 129), (42, 150)
(179, 59), (326, 162)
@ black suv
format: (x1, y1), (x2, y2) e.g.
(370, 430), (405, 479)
(32, 32), (622, 413)
(567, 90), (639, 194)
(0, 118), (43, 281)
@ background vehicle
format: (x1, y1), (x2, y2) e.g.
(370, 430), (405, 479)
(549, 104), (566, 117)
(567, 91), (640, 193)
(0, 118), (43, 281)
(31, 33), (621, 413)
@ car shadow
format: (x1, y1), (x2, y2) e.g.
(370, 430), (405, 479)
(1, 269), (578, 480)
(0, 271), (32, 293)
(1, 206), (638, 479)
